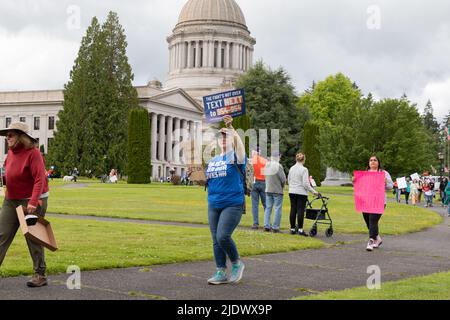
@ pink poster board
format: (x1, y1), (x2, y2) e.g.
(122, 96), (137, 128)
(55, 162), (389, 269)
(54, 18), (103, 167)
(354, 171), (386, 214)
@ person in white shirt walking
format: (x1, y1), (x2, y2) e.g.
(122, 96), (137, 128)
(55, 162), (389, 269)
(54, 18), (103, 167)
(287, 153), (319, 236)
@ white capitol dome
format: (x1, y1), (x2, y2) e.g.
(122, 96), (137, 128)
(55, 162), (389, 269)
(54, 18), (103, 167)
(177, 0), (247, 28)
(166, 0), (256, 99)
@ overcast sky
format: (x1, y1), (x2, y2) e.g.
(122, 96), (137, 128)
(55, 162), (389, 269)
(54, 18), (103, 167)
(0, 0), (449, 121)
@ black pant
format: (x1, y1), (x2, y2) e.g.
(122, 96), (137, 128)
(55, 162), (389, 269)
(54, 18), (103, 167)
(289, 194), (308, 229)
(405, 192), (410, 204)
(362, 213), (382, 239)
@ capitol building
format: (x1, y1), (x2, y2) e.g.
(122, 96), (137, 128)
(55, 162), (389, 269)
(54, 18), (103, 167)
(0, 0), (256, 179)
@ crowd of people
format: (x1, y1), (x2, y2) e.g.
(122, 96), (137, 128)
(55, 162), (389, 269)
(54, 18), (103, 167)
(393, 175), (449, 210)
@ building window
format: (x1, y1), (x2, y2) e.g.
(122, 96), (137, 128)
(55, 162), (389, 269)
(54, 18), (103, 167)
(5, 117), (11, 128)
(48, 116), (55, 130)
(20, 117), (26, 123)
(34, 117), (40, 130)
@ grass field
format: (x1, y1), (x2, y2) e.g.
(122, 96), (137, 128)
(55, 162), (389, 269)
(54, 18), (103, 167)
(25, 180), (443, 235)
(0, 217), (324, 277)
(296, 272), (450, 300)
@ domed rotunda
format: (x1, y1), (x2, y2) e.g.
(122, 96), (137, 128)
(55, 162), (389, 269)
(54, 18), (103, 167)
(166, 0), (256, 99)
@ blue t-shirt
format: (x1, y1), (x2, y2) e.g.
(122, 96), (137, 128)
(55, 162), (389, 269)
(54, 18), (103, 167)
(206, 151), (246, 209)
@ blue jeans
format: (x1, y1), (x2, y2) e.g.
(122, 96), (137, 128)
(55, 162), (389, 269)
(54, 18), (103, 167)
(425, 194), (433, 206)
(396, 189), (401, 202)
(251, 181), (266, 225)
(441, 191), (447, 205)
(264, 193), (283, 230)
(208, 205), (243, 269)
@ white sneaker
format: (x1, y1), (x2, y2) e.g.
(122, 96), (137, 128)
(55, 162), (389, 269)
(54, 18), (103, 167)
(372, 236), (383, 249)
(366, 239), (375, 252)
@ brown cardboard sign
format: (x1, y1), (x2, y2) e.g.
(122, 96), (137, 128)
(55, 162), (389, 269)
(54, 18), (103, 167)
(182, 140), (206, 182)
(16, 206), (58, 252)
(188, 166), (206, 182)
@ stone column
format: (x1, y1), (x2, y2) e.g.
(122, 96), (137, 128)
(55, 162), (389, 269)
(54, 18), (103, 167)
(250, 48), (253, 67)
(170, 45), (175, 72)
(240, 45), (243, 70)
(176, 43), (181, 69)
(166, 116), (173, 163)
(151, 113), (157, 161)
(195, 41), (201, 68)
(182, 42), (187, 69)
(181, 120), (189, 164)
(173, 43), (178, 69)
(218, 42), (223, 68)
(168, 46), (172, 72)
(158, 115), (166, 161)
(225, 42), (230, 69)
(202, 41), (208, 68)
(177, 43), (182, 69)
(233, 43), (239, 69)
(187, 42), (192, 68)
(172, 45), (176, 71)
(209, 41), (215, 67)
(173, 118), (181, 164)
(244, 47), (248, 70)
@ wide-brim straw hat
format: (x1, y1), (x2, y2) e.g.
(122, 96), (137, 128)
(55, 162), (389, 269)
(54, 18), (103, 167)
(0, 122), (38, 143)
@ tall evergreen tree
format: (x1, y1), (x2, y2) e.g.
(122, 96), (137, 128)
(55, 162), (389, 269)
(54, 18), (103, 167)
(421, 100), (441, 171)
(47, 17), (101, 175)
(47, 12), (139, 176)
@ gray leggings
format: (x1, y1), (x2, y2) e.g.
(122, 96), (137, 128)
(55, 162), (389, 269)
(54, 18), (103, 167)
(0, 198), (48, 275)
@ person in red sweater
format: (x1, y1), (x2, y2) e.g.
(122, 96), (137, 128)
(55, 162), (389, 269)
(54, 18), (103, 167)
(0, 122), (49, 287)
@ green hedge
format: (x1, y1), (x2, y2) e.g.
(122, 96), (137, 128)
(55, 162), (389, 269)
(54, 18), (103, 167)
(127, 108), (151, 184)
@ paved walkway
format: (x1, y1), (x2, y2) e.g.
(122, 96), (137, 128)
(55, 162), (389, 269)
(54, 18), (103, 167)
(0, 204), (448, 300)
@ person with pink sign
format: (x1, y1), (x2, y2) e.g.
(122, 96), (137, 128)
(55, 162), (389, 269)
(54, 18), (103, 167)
(353, 155), (393, 252)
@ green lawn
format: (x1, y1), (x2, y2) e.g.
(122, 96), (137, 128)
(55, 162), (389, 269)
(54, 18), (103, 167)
(0, 217), (324, 277)
(26, 181), (442, 235)
(296, 272), (450, 300)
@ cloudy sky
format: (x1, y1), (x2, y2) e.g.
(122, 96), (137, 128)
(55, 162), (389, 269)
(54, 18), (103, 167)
(0, 0), (449, 121)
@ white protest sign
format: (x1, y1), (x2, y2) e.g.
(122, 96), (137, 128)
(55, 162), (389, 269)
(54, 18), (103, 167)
(410, 173), (420, 181)
(397, 177), (407, 189)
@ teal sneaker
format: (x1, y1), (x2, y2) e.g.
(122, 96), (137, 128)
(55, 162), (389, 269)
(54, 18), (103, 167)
(207, 268), (228, 285)
(229, 260), (245, 284)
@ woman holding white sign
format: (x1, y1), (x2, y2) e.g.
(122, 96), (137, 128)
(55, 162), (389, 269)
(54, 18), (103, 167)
(354, 155), (393, 252)
(205, 115), (246, 285)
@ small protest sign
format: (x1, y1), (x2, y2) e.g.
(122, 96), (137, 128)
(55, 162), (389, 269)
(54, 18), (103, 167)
(396, 177), (407, 189)
(182, 140), (205, 182)
(203, 89), (246, 123)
